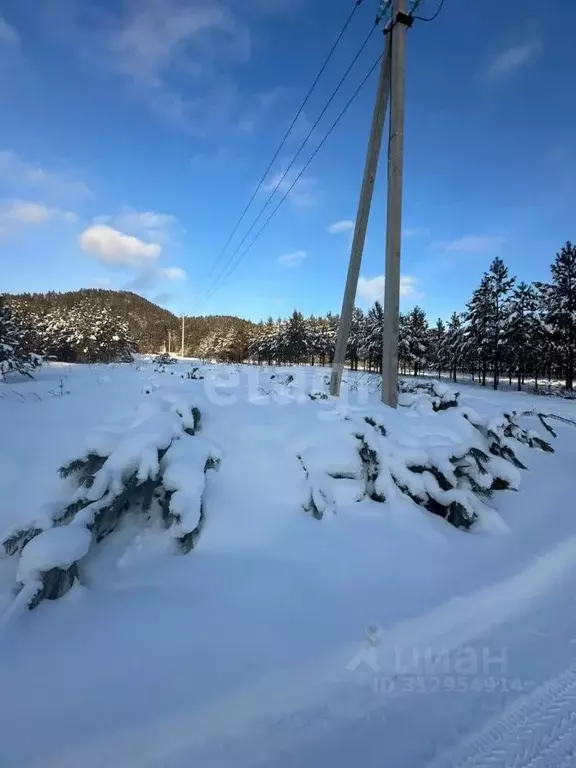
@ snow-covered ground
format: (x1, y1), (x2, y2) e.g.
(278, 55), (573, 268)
(1, 359), (576, 767)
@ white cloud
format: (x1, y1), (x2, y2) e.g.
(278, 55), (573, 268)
(34, 0), (297, 134)
(487, 39), (541, 79)
(328, 219), (354, 235)
(438, 235), (505, 254)
(0, 16), (19, 47)
(95, 208), (180, 244)
(109, 2), (241, 87)
(265, 168), (319, 207)
(158, 266), (186, 280)
(0, 200), (77, 234)
(55, 0), (251, 131)
(82, 210), (185, 291)
(125, 266), (186, 291)
(277, 250), (307, 267)
(4, 201), (51, 224)
(358, 274), (421, 305)
(79, 224), (160, 267)
(403, 226), (430, 238)
(0, 150), (91, 201)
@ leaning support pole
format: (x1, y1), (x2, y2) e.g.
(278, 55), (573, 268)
(330, 33), (392, 397)
(381, 0), (410, 407)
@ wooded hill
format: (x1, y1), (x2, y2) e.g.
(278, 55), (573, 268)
(4, 290), (255, 354)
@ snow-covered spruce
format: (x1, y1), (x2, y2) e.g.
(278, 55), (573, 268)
(0, 299), (40, 380)
(4, 396), (218, 609)
(398, 379), (460, 411)
(160, 437), (221, 552)
(298, 383), (554, 529)
(187, 366), (205, 380)
(17, 525), (92, 610)
(154, 352), (177, 366)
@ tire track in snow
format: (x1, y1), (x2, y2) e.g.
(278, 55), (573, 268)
(35, 534), (576, 768)
(427, 666), (576, 768)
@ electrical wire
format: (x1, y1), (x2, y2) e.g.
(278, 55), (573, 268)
(204, 1), (366, 284)
(201, 52), (385, 307)
(198, 0), (440, 309)
(411, 0), (446, 22)
(202, 18), (383, 303)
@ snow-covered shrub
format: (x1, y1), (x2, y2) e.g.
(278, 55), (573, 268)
(297, 421), (366, 520)
(2, 395), (219, 609)
(0, 300), (40, 380)
(298, 455), (332, 519)
(160, 437), (221, 552)
(17, 525), (92, 609)
(460, 407), (554, 466)
(308, 390), (329, 401)
(48, 378), (70, 398)
(278, 373), (295, 387)
(187, 366), (205, 380)
(154, 353), (177, 365)
(398, 379), (459, 411)
(297, 402), (555, 530)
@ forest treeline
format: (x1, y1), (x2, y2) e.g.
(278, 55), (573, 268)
(2, 241), (575, 391)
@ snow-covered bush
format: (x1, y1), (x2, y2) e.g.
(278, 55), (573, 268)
(154, 352), (177, 365)
(187, 366), (204, 380)
(398, 379), (459, 411)
(17, 525), (92, 610)
(297, 398), (555, 530)
(160, 437), (221, 552)
(0, 300), (40, 380)
(2, 395), (219, 609)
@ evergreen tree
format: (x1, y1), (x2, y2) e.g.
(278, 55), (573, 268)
(537, 241), (576, 389)
(465, 275), (492, 385)
(407, 306), (429, 376)
(324, 312), (339, 364)
(0, 299), (38, 379)
(258, 317), (278, 365)
(347, 307), (365, 370)
(429, 318), (447, 378)
(285, 310), (308, 363)
(312, 316), (334, 366)
(505, 282), (538, 390)
(361, 302), (384, 372)
(444, 312), (465, 382)
(485, 257), (515, 389)
(398, 312), (411, 374)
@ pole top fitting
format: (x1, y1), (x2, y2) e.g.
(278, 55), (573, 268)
(395, 11), (414, 26)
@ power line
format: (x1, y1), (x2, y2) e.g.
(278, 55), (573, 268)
(204, 1), (366, 285)
(202, 52), (385, 307)
(411, 0), (445, 22)
(201, 19), (385, 308)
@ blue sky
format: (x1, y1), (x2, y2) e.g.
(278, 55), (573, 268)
(0, 0), (574, 322)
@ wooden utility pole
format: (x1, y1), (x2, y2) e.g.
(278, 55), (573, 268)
(330, 34), (392, 397)
(381, 0), (409, 406)
(181, 315), (185, 358)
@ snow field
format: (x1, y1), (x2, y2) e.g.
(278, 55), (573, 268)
(1, 358), (576, 767)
